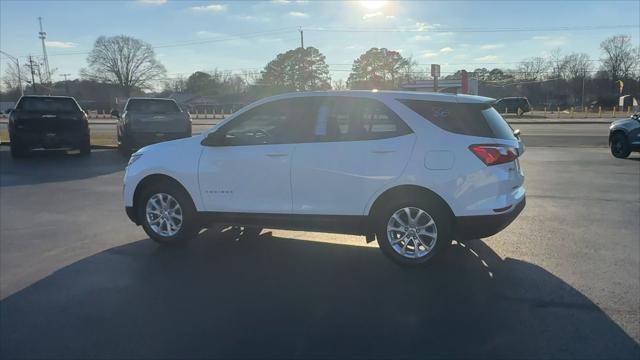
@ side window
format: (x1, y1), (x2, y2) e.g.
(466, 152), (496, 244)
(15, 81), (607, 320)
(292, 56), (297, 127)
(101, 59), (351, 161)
(315, 97), (411, 142)
(221, 98), (316, 146)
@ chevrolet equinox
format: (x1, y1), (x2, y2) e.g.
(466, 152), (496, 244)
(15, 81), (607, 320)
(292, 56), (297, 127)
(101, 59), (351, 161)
(123, 91), (526, 266)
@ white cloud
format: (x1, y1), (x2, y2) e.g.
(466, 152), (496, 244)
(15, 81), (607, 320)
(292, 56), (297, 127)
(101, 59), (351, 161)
(137, 0), (167, 4)
(531, 35), (567, 46)
(362, 11), (383, 20)
(411, 34), (431, 41)
(480, 43), (503, 50)
(45, 41), (77, 49)
(440, 47), (454, 53)
(288, 11), (308, 17)
(414, 22), (434, 31)
(238, 15), (257, 20)
(475, 55), (498, 61)
(272, 0), (291, 3)
(195, 30), (224, 38)
(190, 4), (227, 12)
(422, 52), (438, 59)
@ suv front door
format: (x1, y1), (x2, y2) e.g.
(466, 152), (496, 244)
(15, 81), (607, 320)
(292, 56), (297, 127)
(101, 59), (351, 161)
(198, 98), (315, 213)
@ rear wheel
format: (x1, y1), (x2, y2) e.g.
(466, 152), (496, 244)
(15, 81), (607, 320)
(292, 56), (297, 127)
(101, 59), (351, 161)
(79, 138), (91, 156)
(610, 133), (631, 158)
(117, 133), (132, 156)
(136, 181), (200, 244)
(375, 201), (452, 266)
(10, 141), (28, 158)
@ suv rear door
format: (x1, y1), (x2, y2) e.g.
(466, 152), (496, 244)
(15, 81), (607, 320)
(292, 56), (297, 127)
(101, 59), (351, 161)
(291, 96), (415, 216)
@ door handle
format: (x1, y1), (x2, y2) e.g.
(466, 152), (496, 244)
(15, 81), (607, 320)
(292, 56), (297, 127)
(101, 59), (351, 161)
(371, 149), (396, 154)
(265, 153), (288, 157)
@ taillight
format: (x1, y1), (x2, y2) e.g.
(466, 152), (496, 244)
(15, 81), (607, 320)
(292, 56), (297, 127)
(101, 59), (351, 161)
(469, 144), (518, 166)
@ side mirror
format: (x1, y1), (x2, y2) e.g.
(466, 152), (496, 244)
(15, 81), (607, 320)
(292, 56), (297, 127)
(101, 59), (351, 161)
(632, 113), (639, 120)
(110, 109), (120, 118)
(513, 128), (521, 138)
(201, 131), (226, 147)
(4, 108), (13, 114)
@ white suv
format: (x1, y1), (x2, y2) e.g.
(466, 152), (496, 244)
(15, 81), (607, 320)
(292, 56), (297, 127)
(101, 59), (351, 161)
(123, 91), (525, 266)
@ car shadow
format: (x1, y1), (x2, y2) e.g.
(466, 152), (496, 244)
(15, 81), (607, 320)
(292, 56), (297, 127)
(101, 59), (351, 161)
(0, 148), (126, 187)
(1, 229), (638, 359)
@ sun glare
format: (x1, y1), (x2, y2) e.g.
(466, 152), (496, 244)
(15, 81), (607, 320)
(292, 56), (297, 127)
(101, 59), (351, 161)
(360, 0), (387, 11)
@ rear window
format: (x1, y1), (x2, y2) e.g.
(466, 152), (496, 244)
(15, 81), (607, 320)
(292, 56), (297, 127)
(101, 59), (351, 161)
(398, 99), (517, 140)
(17, 97), (79, 113)
(126, 99), (180, 113)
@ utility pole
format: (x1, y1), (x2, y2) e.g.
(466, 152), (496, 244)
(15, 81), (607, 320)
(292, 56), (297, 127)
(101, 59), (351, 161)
(26, 55), (38, 95)
(299, 26), (304, 49)
(581, 76), (585, 111)
(0, 50), (23, 96)
(38, 17), (51, 84)
(61, 73), (71, 94)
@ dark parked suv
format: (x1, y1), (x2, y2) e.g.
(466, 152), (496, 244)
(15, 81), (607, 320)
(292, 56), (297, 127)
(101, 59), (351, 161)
(493, 97), (531, 116)
(7, 95), (90, 158)
(114, 98), (191, 154)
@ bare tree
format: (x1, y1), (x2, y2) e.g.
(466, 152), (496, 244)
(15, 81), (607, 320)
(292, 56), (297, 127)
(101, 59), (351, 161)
(564, 53), (592, 80)
(81, 35), (166, 96)
(599, 35), (639, 80)
(517, 57), (549, 81)
(548, 48), (569, 79)
(332, 79), (347, 90)
(2, 61), (28, 91)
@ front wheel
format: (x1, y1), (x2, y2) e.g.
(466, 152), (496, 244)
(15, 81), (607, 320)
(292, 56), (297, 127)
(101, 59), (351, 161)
(375, 202), (452, 266)
(136, 182), (200, 244)
(610, 133), (631, 158)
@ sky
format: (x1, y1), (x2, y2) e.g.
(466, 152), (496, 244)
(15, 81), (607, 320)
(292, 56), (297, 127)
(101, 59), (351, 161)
(1, 0), (639, 87)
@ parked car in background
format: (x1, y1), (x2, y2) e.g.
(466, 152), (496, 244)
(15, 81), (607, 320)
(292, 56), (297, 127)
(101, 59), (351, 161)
(609, 112), (640, 158)
(113, 98), (192, 155)
(7, 95), (90, 158)
(493, 97), (531, 116)
(122, 91), (526, 266)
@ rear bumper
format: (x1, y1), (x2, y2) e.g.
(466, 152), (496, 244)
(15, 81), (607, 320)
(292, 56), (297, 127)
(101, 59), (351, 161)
(11, 130), (88, 149)
(455, 196), (526, 240)
(124, 131), (190, 149)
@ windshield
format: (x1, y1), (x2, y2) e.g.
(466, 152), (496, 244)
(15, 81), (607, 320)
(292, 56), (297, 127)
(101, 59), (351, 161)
(17, 97), (80, 113)
(126, 99), (180, 113)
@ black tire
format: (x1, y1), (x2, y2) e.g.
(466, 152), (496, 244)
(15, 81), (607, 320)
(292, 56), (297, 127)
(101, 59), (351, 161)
(610, 133), (631, 159)
(375, 200), (452, 266)
(117, 134), (132, 157)
(136, 180), (200, 244)
(79, 138), (91, 156)
(9, 141), (28, 159)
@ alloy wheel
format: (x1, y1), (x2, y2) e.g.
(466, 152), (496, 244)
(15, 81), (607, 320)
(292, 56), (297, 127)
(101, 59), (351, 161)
(386, 207), (438, 259)
(146, 193), (183, 237)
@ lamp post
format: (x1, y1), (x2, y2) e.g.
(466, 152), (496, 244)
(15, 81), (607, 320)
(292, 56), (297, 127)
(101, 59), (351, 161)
(0, 50), (24, 96)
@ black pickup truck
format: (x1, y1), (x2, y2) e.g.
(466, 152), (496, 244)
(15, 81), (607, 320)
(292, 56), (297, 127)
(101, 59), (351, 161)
(7, 95), (91, 158)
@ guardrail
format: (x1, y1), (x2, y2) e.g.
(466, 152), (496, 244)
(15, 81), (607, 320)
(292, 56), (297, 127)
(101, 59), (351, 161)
(502, 106), (637, 119)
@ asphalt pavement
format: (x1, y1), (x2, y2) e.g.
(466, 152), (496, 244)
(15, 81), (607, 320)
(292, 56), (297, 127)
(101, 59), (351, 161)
(0, 141), (638, 358)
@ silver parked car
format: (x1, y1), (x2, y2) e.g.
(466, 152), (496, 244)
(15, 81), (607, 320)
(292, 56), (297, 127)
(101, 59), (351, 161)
(609, 112), (640, 158)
